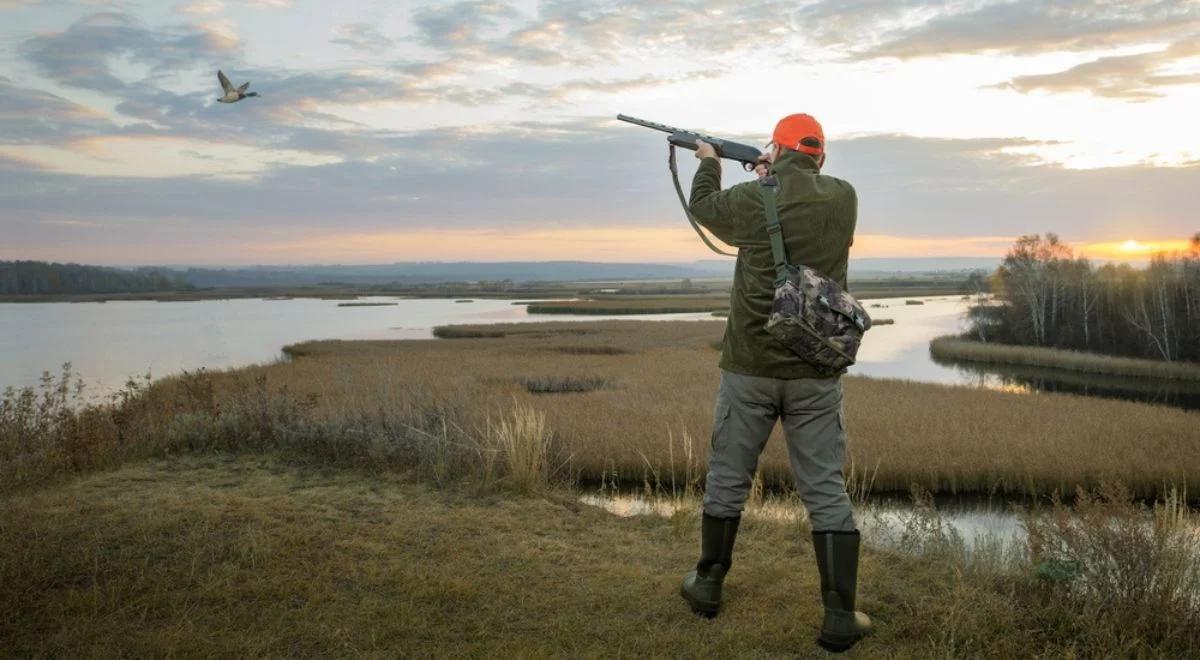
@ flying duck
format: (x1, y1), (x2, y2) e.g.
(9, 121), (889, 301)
(216, 70), (258, 103)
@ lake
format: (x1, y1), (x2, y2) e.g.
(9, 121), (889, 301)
(2, 295), (1196, 409)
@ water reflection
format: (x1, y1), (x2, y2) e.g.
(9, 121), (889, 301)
(847, 296), (973, 383)
(579, 491), (1028, 554)
(933, 353), (1200, 411)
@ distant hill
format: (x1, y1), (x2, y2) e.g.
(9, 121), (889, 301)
(1, 258), (1000, 294)
(848, 257), (999, 273)
(157, 262), (724, 287)
(148, 258), (997, 287)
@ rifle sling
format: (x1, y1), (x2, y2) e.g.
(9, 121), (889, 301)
(758, 176), (791, 286)
(668, 144), (737, 258)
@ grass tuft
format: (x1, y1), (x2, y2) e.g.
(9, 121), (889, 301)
(483, 402), (560, 493)
(520, 376), (611, 394)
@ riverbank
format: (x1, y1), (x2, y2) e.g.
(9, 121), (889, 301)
(2, 454), (1196, 657)
(931, 336), (1200, 381)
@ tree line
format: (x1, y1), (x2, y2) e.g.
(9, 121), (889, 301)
(968, 234), (1200, 363)
(0, 261), (188, 295)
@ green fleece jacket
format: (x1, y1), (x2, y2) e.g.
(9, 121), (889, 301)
(689, 150), (857, 379)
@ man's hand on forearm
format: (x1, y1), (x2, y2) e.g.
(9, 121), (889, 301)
(694, 139), (718, 160)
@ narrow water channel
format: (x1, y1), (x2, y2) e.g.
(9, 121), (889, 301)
(579, 491), (1029, 554)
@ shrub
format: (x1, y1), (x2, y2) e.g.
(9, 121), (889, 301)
(1024, 483), (1200, 651)
(432, 326), (505, 339)
(520, 376), (610, 394)
(546, 346), (631, 355)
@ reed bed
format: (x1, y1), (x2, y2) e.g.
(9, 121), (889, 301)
(6, 321), (1198, 499)
(526, 297), (730, 315)
(233, 321), (1200, 498)
(931, 335), (1200, 381)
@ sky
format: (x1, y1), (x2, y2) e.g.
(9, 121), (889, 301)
(1, 0), (1197, 265)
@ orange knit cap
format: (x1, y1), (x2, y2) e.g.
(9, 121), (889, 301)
(772, 113), (824, 156)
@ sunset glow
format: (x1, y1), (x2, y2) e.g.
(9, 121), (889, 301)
(1080, 239), (1194, 261)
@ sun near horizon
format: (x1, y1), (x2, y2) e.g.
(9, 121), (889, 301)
(1080, 238), (1197, 262)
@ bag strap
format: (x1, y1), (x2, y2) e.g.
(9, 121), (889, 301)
(668, 144), (737, 258)
(758, 176), (790, 286)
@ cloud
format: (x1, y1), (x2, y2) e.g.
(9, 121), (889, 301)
(857, 0), (1199, 60)
(412, 1), (520, 49)
(21, 12), (240, 92)
(330, 22), (396, 52)
(0, 76), (121, 145)
(994, 39), (1200, 101)
(427, 70), (724, 107)
(409, 0), (803, 69)
(176, 0), (224, 16)
(3, 124), (1197, 262)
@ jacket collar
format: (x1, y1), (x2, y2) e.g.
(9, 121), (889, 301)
(770, 150), (821, 175)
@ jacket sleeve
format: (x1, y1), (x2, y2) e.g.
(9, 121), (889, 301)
(687, 158), (741, 246)
(846, 182), (858, 247)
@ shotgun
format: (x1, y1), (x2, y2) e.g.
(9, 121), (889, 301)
(617, 114), (762, 171)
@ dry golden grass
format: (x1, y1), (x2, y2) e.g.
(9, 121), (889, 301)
(931, 336), (1200, 381)
(4, 455), (1195, 658)
(8, 321), (1197, 500)
(254, 321), (1200, 498)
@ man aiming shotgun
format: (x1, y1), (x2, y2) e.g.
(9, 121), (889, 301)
(625, 113), (872, 653)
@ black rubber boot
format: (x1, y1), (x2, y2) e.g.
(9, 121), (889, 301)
(812, 530), (874, 653)
(680, 513), (740, 618)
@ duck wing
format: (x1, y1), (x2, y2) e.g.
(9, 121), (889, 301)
(218, 70), (235, 94)
(237, 81), (250, 93)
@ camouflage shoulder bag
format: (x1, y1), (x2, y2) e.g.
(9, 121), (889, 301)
(759, 176), (871, 374)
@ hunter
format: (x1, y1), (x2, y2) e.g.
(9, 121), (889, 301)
(679, 113), (872, 653)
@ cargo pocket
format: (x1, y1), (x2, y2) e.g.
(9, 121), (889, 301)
(710, 397), (732, 452)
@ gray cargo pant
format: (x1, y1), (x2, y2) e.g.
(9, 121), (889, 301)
(703, 370), (855, 532)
